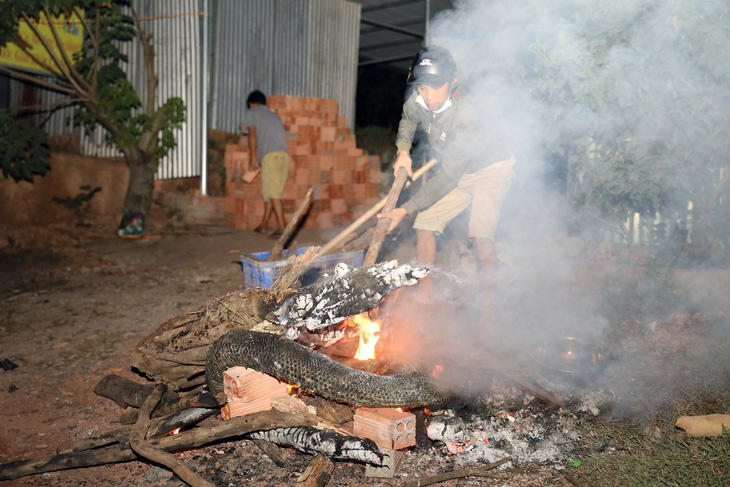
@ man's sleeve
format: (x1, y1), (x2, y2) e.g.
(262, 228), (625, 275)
(395, 98), (418, 154)
(401, 105), (479, 214)
(241, 110), (256, 135)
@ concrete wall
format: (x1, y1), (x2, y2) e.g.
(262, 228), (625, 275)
(0, 152), (128, 230)
(0, 152), (227, 231)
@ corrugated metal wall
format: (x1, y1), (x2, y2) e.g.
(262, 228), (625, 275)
(5, 0), (360, 180)
(209, 0), (360, 135)
(76, 0), (203, 179)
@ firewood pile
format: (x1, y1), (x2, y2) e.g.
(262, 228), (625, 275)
(0, 243), (603, 486)
(0, 247), (512, 485)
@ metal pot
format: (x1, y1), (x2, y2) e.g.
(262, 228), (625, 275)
(531, 336), (609, 386)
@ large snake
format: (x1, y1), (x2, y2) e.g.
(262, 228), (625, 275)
(205, 329), (451, 408)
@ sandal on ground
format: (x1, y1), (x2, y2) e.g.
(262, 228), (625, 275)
(254, 226), (267, 235)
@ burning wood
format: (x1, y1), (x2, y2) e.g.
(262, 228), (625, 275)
(347, 312), (381, 361)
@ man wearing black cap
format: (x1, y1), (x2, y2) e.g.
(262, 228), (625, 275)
(378, 45), (516, 328)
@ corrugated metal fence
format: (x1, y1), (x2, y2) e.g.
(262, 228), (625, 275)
(6, 0), (360, 181)
(209, 0), (360, 134)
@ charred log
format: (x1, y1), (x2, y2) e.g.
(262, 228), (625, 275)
(0, 409), (316, 481)
(278, 260), (428, 339)
(129, 384), (215, 487)
(94, 374), (180, 409)
(248, 426), (384, 466)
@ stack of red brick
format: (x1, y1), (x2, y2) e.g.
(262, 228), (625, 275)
(225, 96), (382, 230)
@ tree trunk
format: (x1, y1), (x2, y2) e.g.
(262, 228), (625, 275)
(122, 146), (156, 217)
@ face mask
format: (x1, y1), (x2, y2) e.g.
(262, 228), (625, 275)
(416, 94), (452, 114)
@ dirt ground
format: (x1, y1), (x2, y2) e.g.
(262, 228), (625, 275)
(1, 224), (728, 486)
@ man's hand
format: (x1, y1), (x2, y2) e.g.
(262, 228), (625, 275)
(376, 207), (408, 233)
(393, 151), (413, 178)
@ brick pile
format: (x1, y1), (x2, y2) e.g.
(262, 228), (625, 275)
(225, 96), (382, 230)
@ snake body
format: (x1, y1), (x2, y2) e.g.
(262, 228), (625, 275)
(205, 329), (450, 408)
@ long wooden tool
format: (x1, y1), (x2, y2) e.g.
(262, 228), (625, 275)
(363, 167), (409, 266)
(267, 186), (314, 262)
(319, 158), (437, 256)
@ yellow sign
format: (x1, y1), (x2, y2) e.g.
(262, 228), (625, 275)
(0, 10), (84, 75)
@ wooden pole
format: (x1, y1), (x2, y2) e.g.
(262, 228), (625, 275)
(267, 185), (314, 262)
(363, 167), (409, 266)
(319, 159), (437, 256)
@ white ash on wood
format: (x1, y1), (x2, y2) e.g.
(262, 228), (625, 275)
(248, 426), (385, 466)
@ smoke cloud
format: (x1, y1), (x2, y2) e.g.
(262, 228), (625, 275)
(388, 0), (730, 403)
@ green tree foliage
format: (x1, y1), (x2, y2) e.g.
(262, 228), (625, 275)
(0, 112), (50, 182)
(0, 0), (186, 222)
(527, 0), (730, 262)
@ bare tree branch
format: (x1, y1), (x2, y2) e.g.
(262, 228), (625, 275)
(8, 39), (58, 76)
(0, 65), (76, 95)
(130, 3), (158, 119)
(0, 97), (82, 114)
(43, 6), (91, 92)
(72, 6), (96, 57)
(19, 12), (90, 99)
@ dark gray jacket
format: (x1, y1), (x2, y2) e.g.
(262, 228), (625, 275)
(395, 90), (484, 214)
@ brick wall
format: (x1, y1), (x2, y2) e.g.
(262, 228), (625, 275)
(225, 96), (382, 230)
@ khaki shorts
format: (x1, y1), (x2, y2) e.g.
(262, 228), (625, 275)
(261, 151), (290, 202)
(413, 156), (516, 239)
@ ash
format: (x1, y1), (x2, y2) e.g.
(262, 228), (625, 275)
(429, 379), (612, 469)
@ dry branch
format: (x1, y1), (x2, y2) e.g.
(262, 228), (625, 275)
(252, 439), (290, 467)
(129, 384), (215, 487)
(0, 409), (316, 481)
(399, 457), (511, 486)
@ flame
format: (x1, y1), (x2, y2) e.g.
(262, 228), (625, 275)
(169, 427), (181, 435)
(287, 384), (298, 394)
(432, 364), (444, 378)
(350, 313), (381, 361)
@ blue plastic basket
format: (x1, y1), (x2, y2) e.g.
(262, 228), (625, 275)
(241, 247), (364, 289)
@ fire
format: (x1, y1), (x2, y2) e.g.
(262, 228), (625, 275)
(432, 364), (444, 378)
(169, 427), (181, 435)
(350, 313), (381, 361)
(287, 384), (298, 394)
